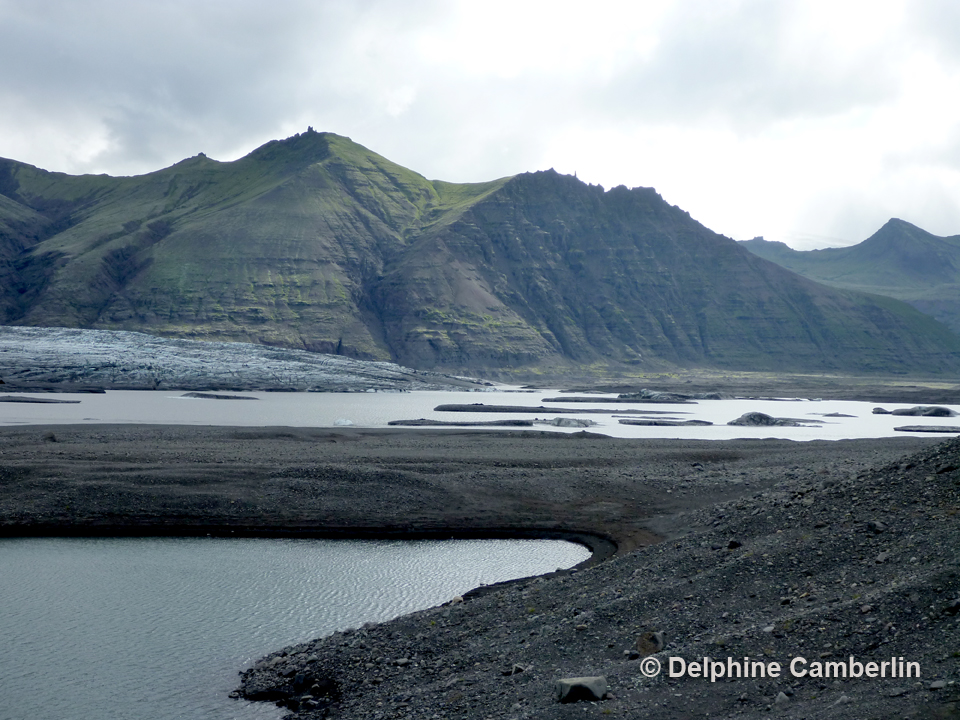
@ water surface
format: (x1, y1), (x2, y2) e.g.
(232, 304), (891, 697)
(1, 389), (957, 440)
(0, 536), (589, 720)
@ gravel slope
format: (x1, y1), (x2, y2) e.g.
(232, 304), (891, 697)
(1, 425), (955, 718)
(235, 437), (960, 720)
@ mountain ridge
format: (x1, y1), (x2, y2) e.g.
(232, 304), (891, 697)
(2, 130), (960, 377)
(741, 219), (960, 335)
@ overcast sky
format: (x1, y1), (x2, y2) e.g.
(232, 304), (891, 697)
(2, 0), (959, 249)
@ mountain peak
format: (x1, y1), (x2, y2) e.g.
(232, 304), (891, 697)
(862, 217), (939, 254)
(741, 216), (960, 335)
(245, 128), (334, 166)
(3, 135), (960, 376)
(880, 217), (921, 231)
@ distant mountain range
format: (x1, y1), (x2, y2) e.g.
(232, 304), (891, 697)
(740, 220), (960, 337)
(2, 129), (959, 376)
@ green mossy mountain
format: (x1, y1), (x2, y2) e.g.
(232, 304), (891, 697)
(2, 130), (959, 376)
(741, 220), (960, 337)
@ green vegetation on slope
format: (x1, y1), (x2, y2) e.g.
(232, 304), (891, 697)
(2, 132), (959, 376)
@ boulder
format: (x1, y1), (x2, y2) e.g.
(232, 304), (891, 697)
(727, 412), (800, 427)
(547, 418), (596, 428)
(635, 631), (665, 656)
(556, 676), (607, 703)
(891, 406), (957, 417)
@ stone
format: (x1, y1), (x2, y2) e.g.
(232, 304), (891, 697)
(548, 417), (596, 428)
(556, 676), (608, 703)
(635, 631), (665, 656)
(775, 691), (789, 705)
(728, 412), (780, 426)
(866, 520), (886, 534)
(891, 406), (957, 417)
(930, 680), (947, 690)
(726, 412), (814, 427)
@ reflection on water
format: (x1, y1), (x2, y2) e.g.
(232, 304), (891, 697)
(0, 536), (589, 720)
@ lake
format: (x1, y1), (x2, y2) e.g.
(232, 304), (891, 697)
(1, 388), (957, 440)
(0, 536), (589, 720)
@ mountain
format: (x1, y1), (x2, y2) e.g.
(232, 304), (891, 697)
(2, 130), (960, 376)
(741, 219), (960, 336)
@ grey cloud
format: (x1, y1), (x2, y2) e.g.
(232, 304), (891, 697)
(0, 0), (446, 173)
(2, 0), (958, 248)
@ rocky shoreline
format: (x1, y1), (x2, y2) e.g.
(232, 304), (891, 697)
(236, 437), (960, 720)
(0, 424), (957, 718)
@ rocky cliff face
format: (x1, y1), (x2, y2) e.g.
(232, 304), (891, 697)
(2, 131), (959, 376)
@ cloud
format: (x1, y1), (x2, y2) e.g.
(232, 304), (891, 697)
(0, 0), (409, 172)
(911, 0), (960, 62)
(1, 0), (959, 246)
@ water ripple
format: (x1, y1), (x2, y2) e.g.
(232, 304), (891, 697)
(0, 537), (588, 720)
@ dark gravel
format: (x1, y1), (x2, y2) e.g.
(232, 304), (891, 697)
(234, 437), (960, 720)
(0, 425), (957, 718)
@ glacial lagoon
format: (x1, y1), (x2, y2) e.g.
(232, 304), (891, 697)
(1, 388), (958, 440)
